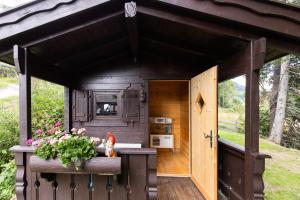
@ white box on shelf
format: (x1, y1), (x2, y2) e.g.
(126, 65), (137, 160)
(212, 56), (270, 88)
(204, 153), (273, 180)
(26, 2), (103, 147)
(150, 134), (174, 149)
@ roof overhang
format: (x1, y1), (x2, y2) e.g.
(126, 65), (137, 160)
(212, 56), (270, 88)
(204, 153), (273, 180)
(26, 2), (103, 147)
(0, 0), (299, 85)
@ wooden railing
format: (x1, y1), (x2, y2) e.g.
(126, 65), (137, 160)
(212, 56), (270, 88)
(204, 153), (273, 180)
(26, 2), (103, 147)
(10, 146), (157, 200)
(218, 139), (270, 200)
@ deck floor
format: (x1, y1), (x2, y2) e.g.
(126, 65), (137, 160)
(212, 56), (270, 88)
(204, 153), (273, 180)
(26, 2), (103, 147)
(158, 177), (204, 200)
(157, 151), (189, 176)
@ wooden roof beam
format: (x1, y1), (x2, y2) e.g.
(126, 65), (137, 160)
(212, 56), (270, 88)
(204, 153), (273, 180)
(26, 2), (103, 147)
(151, 0), (300, 39)
(14, 45), (70, 86)
(125, 1), (139, 63)
(0, 11), (124, 57)
(138, 6), (256, 41)
(141, 36), (219, 62)
(55, 37), (129, 67)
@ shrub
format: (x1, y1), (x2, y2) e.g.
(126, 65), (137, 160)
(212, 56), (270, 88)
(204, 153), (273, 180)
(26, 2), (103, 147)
(259, 103), (270, 137)
(0, 108), (19, 169)
(31, 79), (64, 132)
(0, 160), (16, 200)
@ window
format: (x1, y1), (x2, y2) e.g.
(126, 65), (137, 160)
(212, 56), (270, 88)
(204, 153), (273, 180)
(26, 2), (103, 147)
(96, 94), (118, 116)
(93, 91), (122, 120)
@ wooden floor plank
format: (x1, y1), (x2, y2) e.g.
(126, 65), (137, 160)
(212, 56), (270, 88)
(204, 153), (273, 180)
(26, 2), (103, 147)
(158, 177), (205, 200)
(157, 151), (189, 176)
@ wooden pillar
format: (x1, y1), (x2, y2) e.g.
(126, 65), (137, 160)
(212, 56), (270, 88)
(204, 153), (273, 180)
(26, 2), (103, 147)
(64, 87), (73, 132)
(244, 38), (266, 200)
(14, 45), (32, 145)
(13, 45), (31, 200)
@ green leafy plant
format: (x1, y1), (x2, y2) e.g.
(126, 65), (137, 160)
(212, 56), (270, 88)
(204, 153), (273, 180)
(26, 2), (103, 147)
(35, 142), (58, 160)
(0, 160), (16, 200)
(57, 136), (97, 170)
(33, 127), (99, 170)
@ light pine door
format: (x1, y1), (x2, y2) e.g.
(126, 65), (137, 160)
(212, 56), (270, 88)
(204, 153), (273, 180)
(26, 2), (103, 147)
(191, 66), (218, 200)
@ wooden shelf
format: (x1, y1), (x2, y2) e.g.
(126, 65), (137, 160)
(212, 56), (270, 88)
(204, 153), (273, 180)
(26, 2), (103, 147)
(29, 156), (121, 175)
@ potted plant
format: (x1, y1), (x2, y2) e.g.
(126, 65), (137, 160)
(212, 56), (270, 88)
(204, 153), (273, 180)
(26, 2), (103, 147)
(27, 123), (101, 170)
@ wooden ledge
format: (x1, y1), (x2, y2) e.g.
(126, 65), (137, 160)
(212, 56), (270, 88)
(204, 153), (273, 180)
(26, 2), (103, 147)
(10, 145), (157, 155)
(29, 156), (121, 175)
(10, 145), (35, 153)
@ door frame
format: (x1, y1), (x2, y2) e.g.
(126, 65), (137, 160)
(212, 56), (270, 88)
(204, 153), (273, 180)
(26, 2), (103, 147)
(148, 79), (191, 177)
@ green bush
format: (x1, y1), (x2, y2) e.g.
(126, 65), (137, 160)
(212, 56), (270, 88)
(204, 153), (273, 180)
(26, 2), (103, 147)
(0, 160), (16, 200)
(259, 103), (270, 137)
(0, 108), (19, 169)
(0, 78), (64, 200)
(32, 79), (64, 132)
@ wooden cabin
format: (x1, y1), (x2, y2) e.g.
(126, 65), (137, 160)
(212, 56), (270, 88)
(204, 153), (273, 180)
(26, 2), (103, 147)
(0, 0), (299, 199)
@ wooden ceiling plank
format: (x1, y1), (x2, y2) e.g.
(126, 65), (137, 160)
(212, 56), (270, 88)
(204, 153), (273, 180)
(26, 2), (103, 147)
(138, 6), (256, 41)
(56, 37), (129, 67)
(25, 11), (124, 48)
(153, 0), (300, 39)
(27, 49), (70, 86)
(140, 36), (218, 61)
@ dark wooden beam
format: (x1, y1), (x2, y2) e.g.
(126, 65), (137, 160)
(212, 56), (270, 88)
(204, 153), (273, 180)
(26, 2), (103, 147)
(268, 38), (300, 56)
(138, 5), (256, 41)
(218, 38), (266, 81)
(25, 11), (123, 48)
(26, 50), (70, 86)
(55, 37), (128, 67)
(244, 38), (267, 200)
(141, 36), (218, 61)
(13, 45), (25, 74)
(218, 47), (249, 82)
(13, 45), (32, 145)
(64, 87), (73, 132)
(150, 0), (300, 39)
(125, 1), (139, 62)
(0, 0), (114, 41)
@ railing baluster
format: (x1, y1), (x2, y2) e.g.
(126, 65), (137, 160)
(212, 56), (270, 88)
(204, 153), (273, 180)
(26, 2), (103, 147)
(106, 175), (113, 200)
(70, 175), (76, 200)
(125, 155), (132, 200)
(52, 175), (58, 200)
(34, 173), (40, 200)
(88, 174), (94, 200)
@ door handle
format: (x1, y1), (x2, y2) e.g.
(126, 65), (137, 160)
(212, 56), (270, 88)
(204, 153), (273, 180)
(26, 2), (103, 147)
(203, 130), (213, 148)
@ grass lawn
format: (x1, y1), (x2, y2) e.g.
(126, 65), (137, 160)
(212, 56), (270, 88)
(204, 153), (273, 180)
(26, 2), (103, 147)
(0, 77), (17, 89)
(219, 130), (300, 200)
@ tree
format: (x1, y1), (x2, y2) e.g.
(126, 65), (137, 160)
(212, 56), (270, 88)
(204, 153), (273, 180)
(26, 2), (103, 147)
(269, 55), (290, 144)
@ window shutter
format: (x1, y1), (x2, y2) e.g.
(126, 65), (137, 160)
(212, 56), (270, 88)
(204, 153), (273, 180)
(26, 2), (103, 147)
(122, 90), (140, 123)
(73, 90), (90, 122)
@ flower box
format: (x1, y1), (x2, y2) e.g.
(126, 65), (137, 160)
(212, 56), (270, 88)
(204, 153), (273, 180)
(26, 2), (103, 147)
(29, 155), (121, 175)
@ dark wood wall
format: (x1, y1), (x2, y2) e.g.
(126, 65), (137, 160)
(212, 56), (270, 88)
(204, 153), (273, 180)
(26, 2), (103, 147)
(71, 54), (208, 147)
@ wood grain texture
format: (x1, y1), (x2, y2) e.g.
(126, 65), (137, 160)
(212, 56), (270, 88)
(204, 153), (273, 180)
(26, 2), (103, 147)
(157, 177), (204, 200)
(12, 149), (157, 200)
(29, 156), (121, 175)
(149, 81), (190, 176)
(191, 66), (218, 200)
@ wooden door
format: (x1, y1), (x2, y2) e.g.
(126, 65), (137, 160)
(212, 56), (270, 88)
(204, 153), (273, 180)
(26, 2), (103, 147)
(191, 66), (218, 200)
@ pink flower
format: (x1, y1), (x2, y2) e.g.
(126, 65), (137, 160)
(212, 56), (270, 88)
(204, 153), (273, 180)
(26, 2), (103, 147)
(47, 128), (55, 135)
(90, 137), (101, 145)
(35, 129), (43, 135)
(49, 138), (58, 145)
(59, 134), (71, 143)
(25, 139), (33, 146)
(78, 128), (86, 135)
(54, 121), (62, 127)
(71, 128), (77, 133)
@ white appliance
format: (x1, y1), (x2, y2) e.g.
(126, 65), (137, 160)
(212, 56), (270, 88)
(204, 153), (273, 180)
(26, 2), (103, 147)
(150, 134), (174, 148)
(150, 117), (173, 124)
